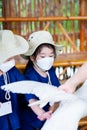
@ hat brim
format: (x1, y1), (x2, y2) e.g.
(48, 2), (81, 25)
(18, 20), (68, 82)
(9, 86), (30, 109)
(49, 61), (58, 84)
(23, 42), (63, 59)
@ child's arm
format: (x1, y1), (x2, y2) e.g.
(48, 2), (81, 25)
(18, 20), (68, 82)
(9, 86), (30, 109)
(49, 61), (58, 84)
(29, 99), (52, 121)
(59, 62), (87, 93)
(49, 102), (59, 113)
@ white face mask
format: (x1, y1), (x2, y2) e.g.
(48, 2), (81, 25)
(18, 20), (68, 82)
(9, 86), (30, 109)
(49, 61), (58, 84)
(36, 57), (54, 71)
(0, 59), (15, 73)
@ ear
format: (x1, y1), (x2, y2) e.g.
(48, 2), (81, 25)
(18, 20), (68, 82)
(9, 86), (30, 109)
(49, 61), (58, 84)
(30, 56), (35, 62)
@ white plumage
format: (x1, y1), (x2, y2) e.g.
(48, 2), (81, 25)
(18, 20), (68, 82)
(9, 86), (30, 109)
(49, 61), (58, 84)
(1, 80), (87, 130)
(1, 80), (77, 107)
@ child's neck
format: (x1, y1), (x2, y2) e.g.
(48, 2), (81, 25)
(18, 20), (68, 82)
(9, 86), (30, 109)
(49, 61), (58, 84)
(33, 65), (47, 77)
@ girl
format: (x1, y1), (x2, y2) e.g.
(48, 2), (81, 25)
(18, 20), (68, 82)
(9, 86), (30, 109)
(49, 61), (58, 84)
(20, 30), (63, 130)
(0, 30), (29, 130)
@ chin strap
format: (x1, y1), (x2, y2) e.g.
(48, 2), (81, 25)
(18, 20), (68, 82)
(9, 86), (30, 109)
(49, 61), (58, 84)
(3, 72), (11, 100)
(46, 71), (52, 85)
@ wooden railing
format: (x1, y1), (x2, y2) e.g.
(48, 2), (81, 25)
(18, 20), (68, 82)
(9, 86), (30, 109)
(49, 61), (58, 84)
(1, 16), (87, 22)
(1, 0), (87, 53)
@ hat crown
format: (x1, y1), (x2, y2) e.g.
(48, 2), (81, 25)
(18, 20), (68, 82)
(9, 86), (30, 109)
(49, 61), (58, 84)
(0, 30), (29, 64)
(23, 30), (63, 57)
(0, 30), (15, 45)
(28, 31), (54, 46)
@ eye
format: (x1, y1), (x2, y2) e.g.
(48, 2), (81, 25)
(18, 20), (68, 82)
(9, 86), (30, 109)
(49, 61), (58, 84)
(49, 56), (53, 57)
(49, 54), (54, 57)
(40, 56), (45, 58)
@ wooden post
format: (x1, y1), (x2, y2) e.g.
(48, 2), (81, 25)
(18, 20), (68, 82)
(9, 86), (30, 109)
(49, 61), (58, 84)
(58, 22), (78, 52)
(79, 0), (86, 51)
(2, 0), (8, 29)
(43, 22), (50, 30)
(84, 0), (87, 51)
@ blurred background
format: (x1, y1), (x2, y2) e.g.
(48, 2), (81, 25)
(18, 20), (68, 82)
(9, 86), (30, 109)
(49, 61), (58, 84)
(1, 0), (87, 80)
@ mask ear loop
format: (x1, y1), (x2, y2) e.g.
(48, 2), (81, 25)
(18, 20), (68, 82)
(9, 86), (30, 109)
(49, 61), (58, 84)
(46, 71), (55, 106)
(3, 72), (11, 100)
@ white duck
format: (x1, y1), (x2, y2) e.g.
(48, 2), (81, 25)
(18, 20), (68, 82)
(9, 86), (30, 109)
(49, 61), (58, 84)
(1, 80), (87, 130)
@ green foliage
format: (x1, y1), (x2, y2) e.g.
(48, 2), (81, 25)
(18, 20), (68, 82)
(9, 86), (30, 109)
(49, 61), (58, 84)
(0, 0), (2, 17)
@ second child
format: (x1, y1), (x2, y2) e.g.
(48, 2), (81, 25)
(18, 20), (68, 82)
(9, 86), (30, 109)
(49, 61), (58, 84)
(20, 30), (63, 130)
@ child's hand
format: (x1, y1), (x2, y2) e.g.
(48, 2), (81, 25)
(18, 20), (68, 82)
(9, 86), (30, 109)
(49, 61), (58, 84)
(37, 110), (52, 121)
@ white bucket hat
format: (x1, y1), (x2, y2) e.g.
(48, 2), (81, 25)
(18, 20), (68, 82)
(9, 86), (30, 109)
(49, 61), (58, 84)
(0, 30), (29, 64)
(23, 30), (63, 58)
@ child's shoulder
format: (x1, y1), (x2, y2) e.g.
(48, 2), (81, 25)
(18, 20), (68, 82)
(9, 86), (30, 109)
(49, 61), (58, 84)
(25, 66), (39, 80)
(49, 66), (55, 72)
(8, 66), (22, 76)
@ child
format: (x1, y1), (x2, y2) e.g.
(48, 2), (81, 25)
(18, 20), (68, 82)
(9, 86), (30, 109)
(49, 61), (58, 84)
(21, 30), (63, 130)
(0, 30), (29, 130)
